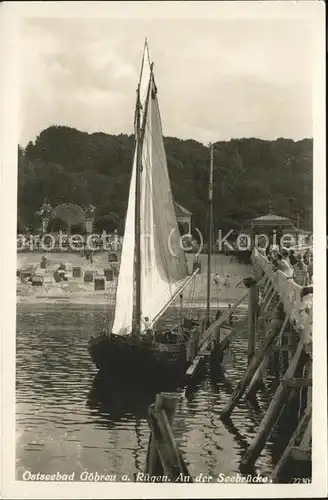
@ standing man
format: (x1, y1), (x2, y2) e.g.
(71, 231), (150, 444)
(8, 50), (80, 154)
(142, 316), (154, 341)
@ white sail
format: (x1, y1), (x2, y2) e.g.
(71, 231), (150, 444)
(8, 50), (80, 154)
(111, 45), (151, 336)
(139, 77), (190, 325)
(112, 45), (190, 336)
(111, 150), (137, 335)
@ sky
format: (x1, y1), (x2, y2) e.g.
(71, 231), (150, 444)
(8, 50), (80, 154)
(19, 15), (315, 146)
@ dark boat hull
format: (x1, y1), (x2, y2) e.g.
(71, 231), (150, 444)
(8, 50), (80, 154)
(88, 333), (190, 385)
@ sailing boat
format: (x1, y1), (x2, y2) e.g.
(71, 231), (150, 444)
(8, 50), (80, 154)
(88, 42), (199, 384)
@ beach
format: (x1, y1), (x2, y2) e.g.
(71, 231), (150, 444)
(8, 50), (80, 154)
(17, 251), (252, 308)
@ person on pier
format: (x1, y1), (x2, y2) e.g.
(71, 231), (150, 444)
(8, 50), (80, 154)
(293, 253), (308, 286)
(213, 273), (222, 289)
(257, 245), (266, 256)
(288, 248), (298, 266)
(274, 253), (294, 278)
(215, 308), (222, 321)
(281, 248), (291, 264)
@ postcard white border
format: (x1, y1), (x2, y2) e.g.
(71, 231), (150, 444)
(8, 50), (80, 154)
(1, 1), (326, 498)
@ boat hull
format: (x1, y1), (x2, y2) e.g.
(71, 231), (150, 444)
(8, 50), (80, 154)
(88, 333), (190, 385)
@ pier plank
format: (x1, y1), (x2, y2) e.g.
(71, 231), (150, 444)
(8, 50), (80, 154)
(218, 326), (243, 351)
(185, 323), (242, 380)
(290, 446), (311, 461)
(282, 378), (312, 389)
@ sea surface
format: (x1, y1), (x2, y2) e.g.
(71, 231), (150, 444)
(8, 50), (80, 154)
(16, 301), (286, 483)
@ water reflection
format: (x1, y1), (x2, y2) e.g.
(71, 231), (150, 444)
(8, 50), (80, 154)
(87, 374), (160, 419)
(16, 303), (279, 480)
(221, 417), (251, 456)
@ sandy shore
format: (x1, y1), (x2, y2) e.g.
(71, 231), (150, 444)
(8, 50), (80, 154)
(17, 251), (252, 307)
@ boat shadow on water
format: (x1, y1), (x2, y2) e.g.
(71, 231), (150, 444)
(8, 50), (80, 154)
(86, 372), (184, 423)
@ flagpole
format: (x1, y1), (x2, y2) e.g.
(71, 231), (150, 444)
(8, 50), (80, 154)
(206, 143), (214, 326)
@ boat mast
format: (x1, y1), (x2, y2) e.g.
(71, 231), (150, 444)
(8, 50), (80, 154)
(134, 62), (154, 333)
(134, 84), (142, 332)
(206, 143), (214, 326)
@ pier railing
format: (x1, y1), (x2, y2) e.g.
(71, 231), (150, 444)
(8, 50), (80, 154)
(218, 249), (313, 479)
(251, 248), (312, 346)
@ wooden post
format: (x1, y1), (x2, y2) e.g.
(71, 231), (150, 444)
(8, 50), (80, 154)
(271, 403), (312, 483)
(186, 329), (199, 362)
(210, 323), (221, 373)
(287, 328), (297, 364)
(145, 392), (191, 482)
(179, 294), (183, 329)
(145, 393), (178, 476)
(259, 283), (274, 312)
(262, 287), (277, 314)
(198, 318), (205, 348)
(262, 277), (271, 299)
(248, 284), (258, 364)
(298, 355), (311, 423)
(193, 328), (200, 359)
(307, 358), (312, 408)
(220, 310), (286, 420)
(240, 339), (305, 472)
(246, 353), (270, 398)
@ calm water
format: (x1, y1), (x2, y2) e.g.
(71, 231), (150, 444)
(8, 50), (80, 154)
(16, 302), (283, 481)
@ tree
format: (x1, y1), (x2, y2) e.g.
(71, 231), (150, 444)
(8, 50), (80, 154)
(17, 128), (313, 235)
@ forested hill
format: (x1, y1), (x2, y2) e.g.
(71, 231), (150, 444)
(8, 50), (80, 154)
(18, 125), (313, 235)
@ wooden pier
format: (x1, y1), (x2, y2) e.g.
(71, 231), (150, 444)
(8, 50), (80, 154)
(220, 248), (313, 481)
(143, 250), (312, 483)
(185, 292), (248, 383)
(36, 246), (312, 482)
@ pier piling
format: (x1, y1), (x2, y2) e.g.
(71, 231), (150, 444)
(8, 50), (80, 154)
(210, 323), (222, 376)
(240, 339), (305, 472)
(246, 353), (270, 399)
(220, 309), (286, 420)
(145, 393), (191, 481)
(247, 284), (258, 364)
(271, 403), (312, 483)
